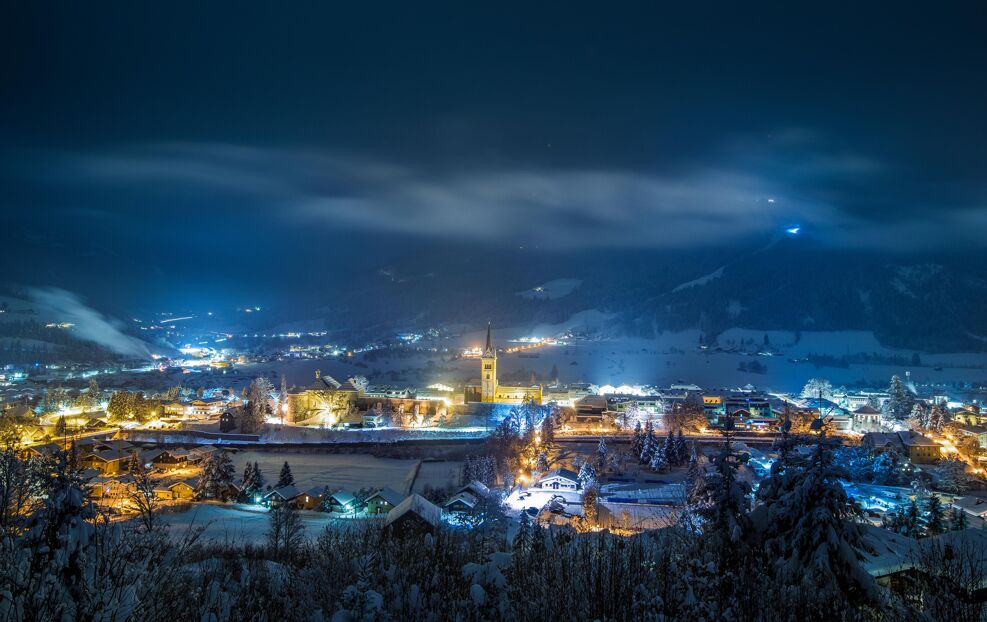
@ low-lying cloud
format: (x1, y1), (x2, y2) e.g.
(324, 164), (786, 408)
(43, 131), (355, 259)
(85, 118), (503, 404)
(28, 287), (153, 359)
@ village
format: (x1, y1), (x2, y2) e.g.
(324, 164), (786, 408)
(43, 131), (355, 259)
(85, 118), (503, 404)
(2, 319), (987, 607)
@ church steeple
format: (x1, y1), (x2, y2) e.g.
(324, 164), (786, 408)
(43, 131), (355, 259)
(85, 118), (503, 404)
(484, 321), (493, 356)
(480, 321), (497, 402)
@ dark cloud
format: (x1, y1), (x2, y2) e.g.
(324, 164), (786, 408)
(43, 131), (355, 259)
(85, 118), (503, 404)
(42, 137), (986, 251)
(1, 2), (986, 311)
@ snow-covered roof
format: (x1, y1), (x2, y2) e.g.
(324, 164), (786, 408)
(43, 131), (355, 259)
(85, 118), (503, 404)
(328, 490), (357, 506)
(457, 481), (491, 497)
(139, 449), (165, 462)
(898, 431), (938, 447)
(860, 524), (987, 584)
(443, 491), (478, 509)
(539, 468), (579, 483)
(367, 487), (404, 506)
(953, 495), (987, 517)
(265, 485), (301, 500)
(385, 493), (441, 528)
(859, 524), (918, 577)
(956, 424), (987, 436)
(27, 442), (62, 456)
(90, 449), (128, 461)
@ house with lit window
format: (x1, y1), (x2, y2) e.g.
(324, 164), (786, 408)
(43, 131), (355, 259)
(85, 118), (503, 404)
(862, 431), (941, 464)
(324, 490), (358, 513)
(264, 485), (302, 508)
(153, 479), (196, 501)
(150, 449), (193, 471)
(297, 487), (326, 510)
(956, 424), (987, 449)
(851, 405), (882, 433)
(85, 450), (128, 475)
(444, 491), (480, 513)
(365, 488), (404, 515)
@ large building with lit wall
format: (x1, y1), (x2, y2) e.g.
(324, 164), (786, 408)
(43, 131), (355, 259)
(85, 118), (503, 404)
(465, 323), (542, 405)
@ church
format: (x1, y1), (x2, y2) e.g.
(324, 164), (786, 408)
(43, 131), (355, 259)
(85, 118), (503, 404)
(464, 323), (543, 405)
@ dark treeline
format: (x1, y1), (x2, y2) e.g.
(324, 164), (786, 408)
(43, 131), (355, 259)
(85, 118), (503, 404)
(0, 430), (983, 621)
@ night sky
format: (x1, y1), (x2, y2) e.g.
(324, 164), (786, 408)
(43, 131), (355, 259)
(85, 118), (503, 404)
(2, 2), (986, 314)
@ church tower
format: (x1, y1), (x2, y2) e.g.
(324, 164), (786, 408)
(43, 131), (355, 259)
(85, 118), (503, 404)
(480, 322), (497, 402)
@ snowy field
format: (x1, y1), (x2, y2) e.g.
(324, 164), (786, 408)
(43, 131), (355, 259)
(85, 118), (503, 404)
(229, 451), (422, 494)
(251, 327), (987, 395)
(159, 503), (348, 544)
(503, 488), (583, 516)
(77, 317), (987, 399)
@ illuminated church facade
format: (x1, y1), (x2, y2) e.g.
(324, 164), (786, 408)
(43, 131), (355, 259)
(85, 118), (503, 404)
(466, 323), (543, 405)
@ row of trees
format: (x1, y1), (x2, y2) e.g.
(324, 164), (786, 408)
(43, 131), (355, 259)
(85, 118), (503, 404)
(106, 390), (160, 423)
(34, 379), (103, 415)
(883, 495), (968, 537)
(631, 420), (690, 472)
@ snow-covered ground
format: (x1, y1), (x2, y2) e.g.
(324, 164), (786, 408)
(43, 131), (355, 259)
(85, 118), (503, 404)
(503, 487), (583, 516)
(516, 278), (582, 300)
(673, 266), (725, 292)
(159, 503), (347, 544)
(61, 313), (987, 399)
(229, 451), (423, 494)
(245, 325), (987, 397)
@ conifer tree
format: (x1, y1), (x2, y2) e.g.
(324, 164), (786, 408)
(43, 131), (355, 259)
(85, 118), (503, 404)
(662, 429), (676, 466)
(577, 462), (597, 490)
(754, 418), (880, 612)
(883, 375), (914, 422)
(197, 450), (236, 500)
(949, 506), (968, 531)
(674, 429), (688, 463)
(582, 485), (599, 526)
(926, 495), (945, 535)
(53, 416), (67, 439)
(903, 499), (922, 537)
(535, 451), (549, 474)
(649, 444), (668, 472)
(277, 461), (295, 488)
(253, 461), (265, 490)
(630, 421), (644, 458)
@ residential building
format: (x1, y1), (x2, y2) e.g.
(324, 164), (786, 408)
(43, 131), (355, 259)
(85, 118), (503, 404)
(365, 488), (404, 514)
(297, 487), (326, 510)
(567, 396), (613, 430)
(264, 485), (302, 508)
(324, 490), (358, 513)
(537, 468), (581, 491)
(956, 424), (987, 449)
(852, 405), (882, 433)
(862, 431), (941, 464)
(952, 495), (987, 519)
(384, 494), (442, 536)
